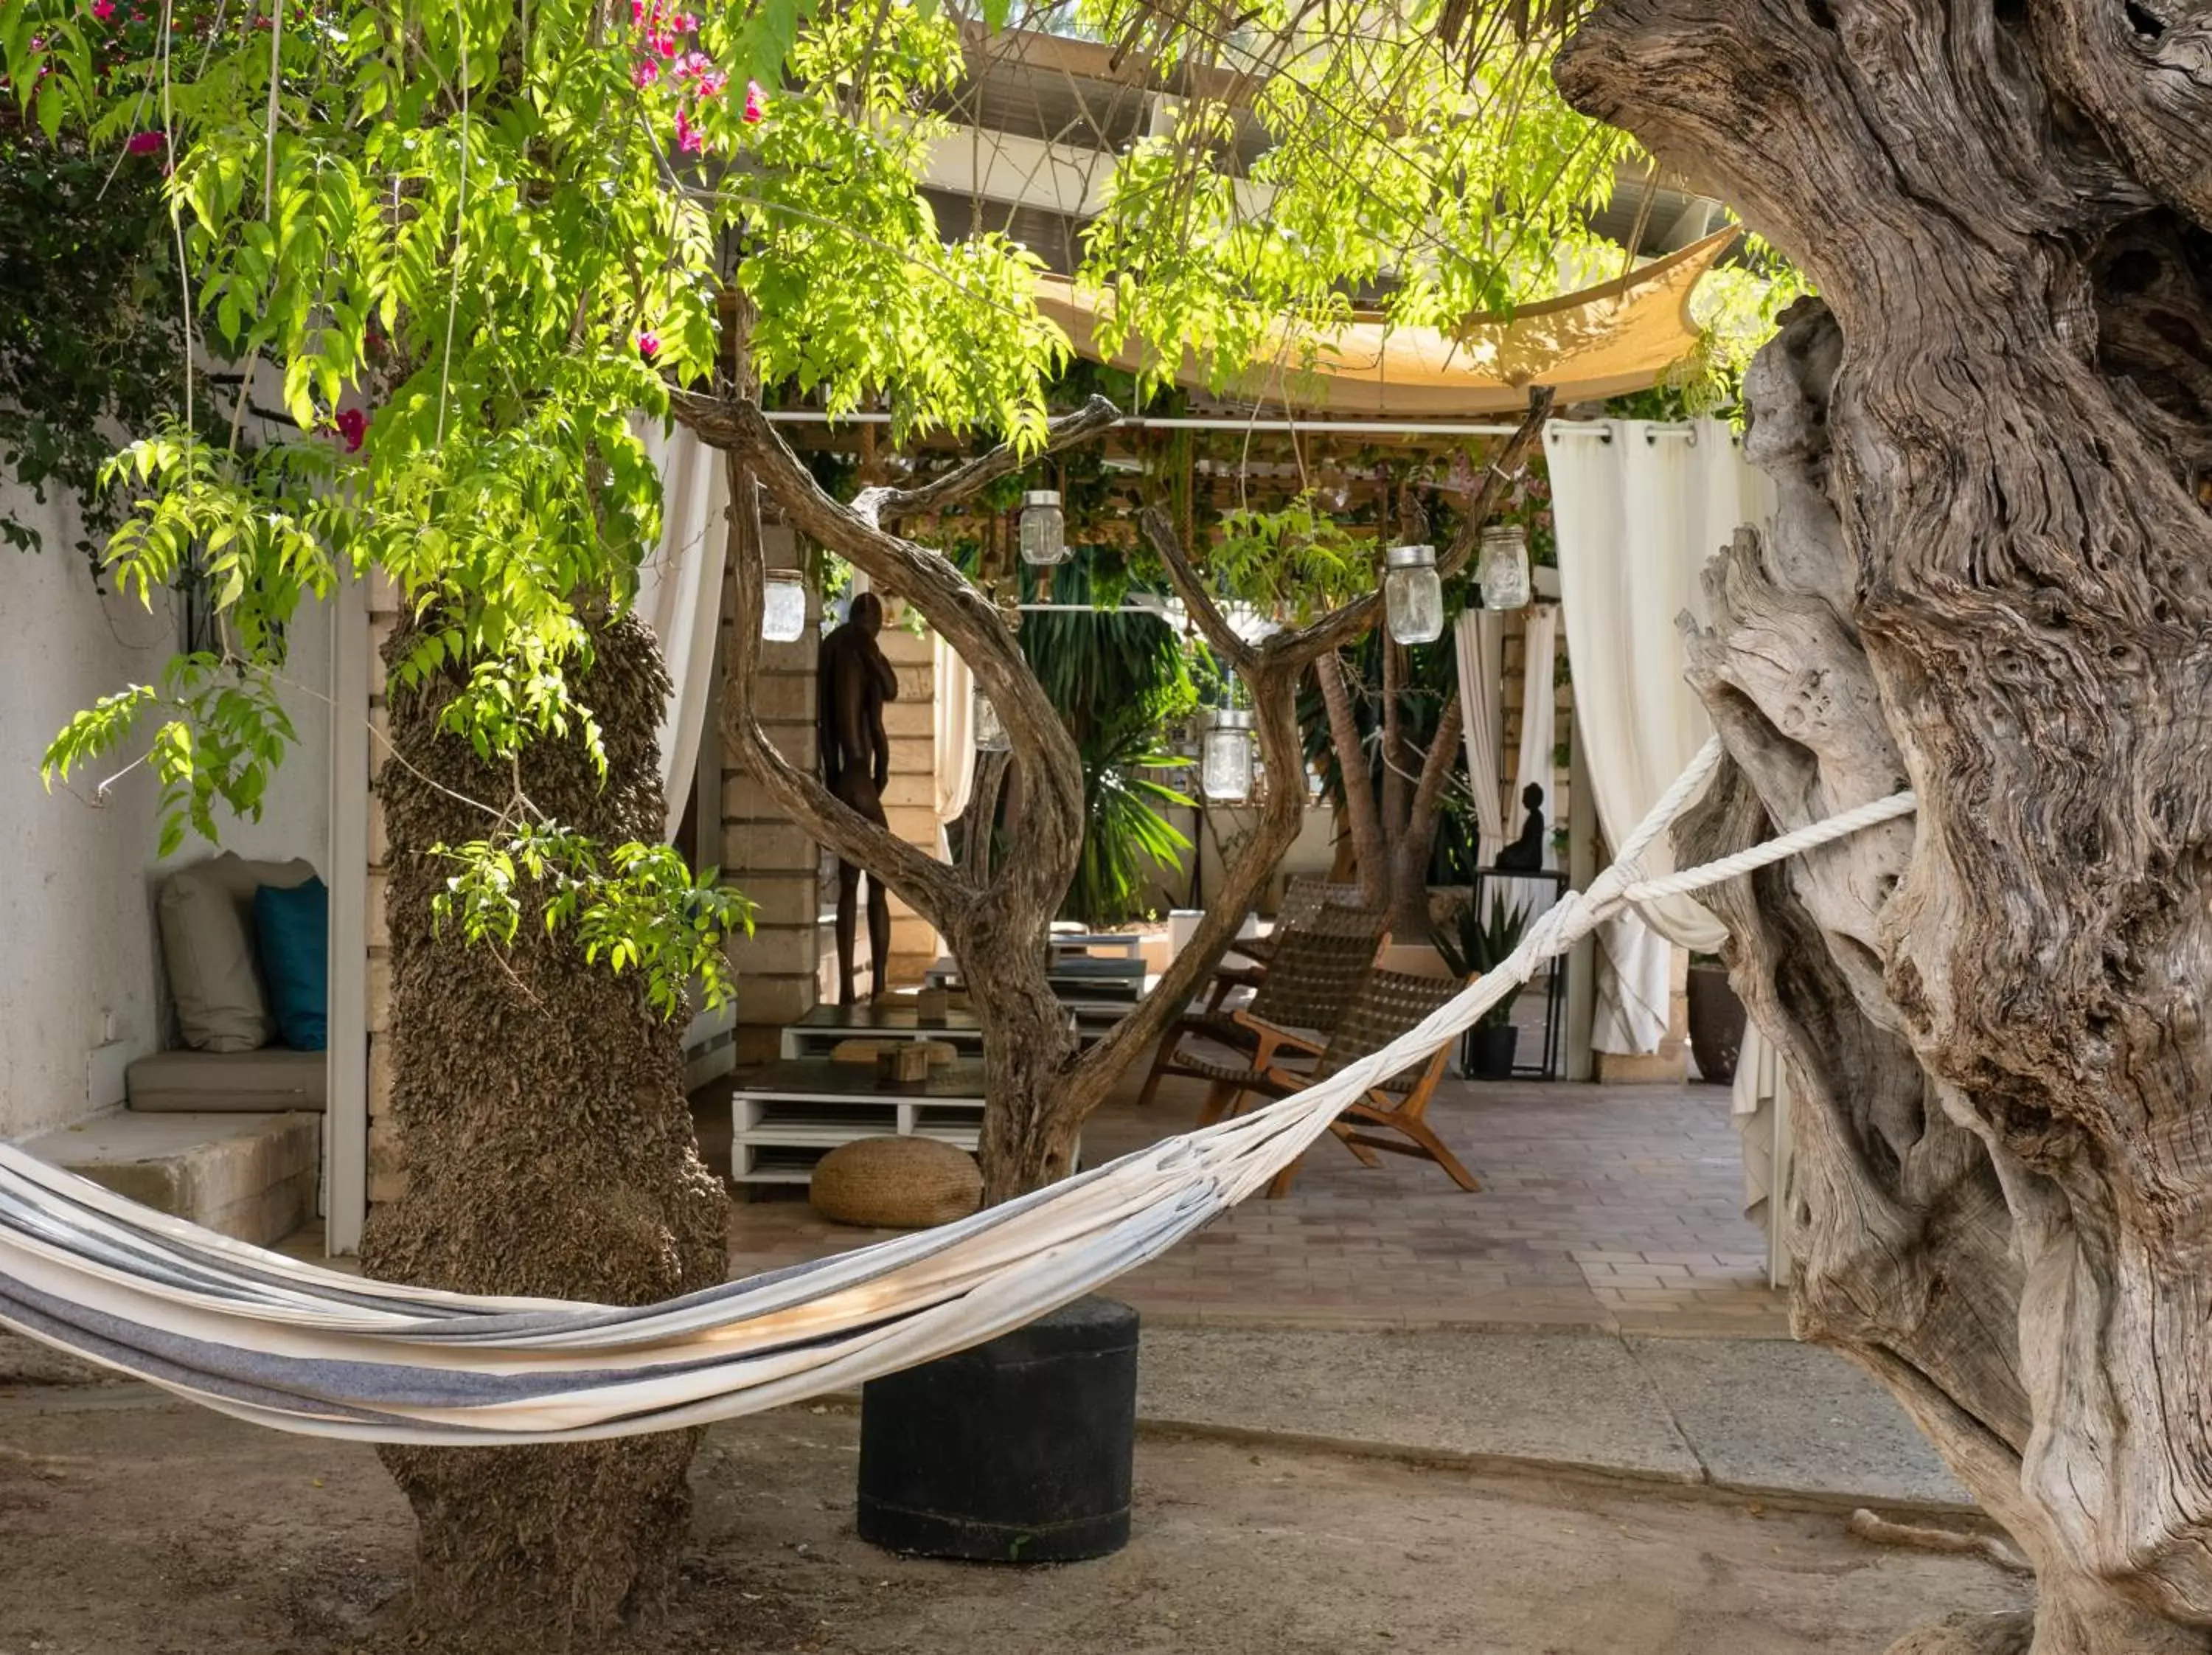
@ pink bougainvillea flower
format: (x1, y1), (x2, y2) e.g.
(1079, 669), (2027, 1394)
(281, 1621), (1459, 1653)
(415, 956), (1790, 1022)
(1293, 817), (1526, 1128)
(637, 331), (661, 361)
(334, 408), (368, 453)
(91, 1), (116, 21)
(125, 131), (164, 155)
(697, 69), (726, 99)
(632, 58), (658, 86)
(630, 0), (647, 22)
(672, 49), (709, 82)
(742, 79), (766, 123)
(674, 108), (703, 153)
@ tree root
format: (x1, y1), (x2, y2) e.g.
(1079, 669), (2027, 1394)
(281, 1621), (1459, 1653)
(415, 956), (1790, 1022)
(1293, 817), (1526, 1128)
(1851, 1508), (2034, 1575)
(1882, 1612), (2036, 1655)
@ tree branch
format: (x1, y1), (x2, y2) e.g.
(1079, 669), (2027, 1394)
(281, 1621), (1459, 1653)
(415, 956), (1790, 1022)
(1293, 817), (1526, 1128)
(1380, 631), (1409, 840)
(1406, 687), (1464, 833)
(1391, 687), (1464, 931)
(1318, 649), (1388, 909)
(853, 394), (1124, 527)
(679, 392), (1091, 931)
(1135, 503), (1260, 673)
(959, 748), (1012, 883)
(2028, 2), (2208, 226)
(1071, 653), (1312, 1095)
(720, 452), (970, 933)
(1266, 384), (1557, 662)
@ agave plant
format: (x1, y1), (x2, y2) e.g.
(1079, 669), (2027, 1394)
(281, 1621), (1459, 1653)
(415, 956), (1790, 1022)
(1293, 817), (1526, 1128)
(1433, 891), (1530, 1030)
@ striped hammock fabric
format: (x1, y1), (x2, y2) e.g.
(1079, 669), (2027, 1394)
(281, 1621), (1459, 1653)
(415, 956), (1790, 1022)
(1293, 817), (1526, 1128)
(0, 742), (1914, 1445)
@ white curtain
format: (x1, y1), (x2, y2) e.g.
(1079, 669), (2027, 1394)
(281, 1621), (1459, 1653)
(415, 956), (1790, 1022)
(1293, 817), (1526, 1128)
(1495, 604), (1562, 930)
(632, 418), (732, 841)
(1514, 606), (1557, 842)
(1548, 417), (1776, 1052)
(1453, 608), (1508, 867)
(1733, 1028), (1794, 1285)
(933, 634), (975, 857)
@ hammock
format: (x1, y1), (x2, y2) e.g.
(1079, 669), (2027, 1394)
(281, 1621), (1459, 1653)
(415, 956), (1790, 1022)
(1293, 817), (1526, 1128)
(0, 740), (1915, 1445)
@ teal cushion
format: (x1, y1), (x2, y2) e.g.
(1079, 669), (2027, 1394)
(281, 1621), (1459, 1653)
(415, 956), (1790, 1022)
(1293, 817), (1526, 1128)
(252, 875), (328, 1052)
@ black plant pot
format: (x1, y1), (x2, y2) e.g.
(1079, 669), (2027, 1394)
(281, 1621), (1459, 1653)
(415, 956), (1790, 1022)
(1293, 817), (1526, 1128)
(1687, 965), (1747, 1085)
(857, 1295), (1138, 1564)
(1467, 1022), (1519, 1080)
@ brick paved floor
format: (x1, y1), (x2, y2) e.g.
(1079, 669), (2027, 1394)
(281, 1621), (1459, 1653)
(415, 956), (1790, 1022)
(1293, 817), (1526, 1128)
(707, 1059), (1790, 1339)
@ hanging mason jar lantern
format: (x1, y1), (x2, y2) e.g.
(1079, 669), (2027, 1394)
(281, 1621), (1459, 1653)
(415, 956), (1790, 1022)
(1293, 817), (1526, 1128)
(1383, 542), (1444, 643)
(1202, 709), (1255, 802)
(760, 569), (807, 642)
(1477, 524), (1532, 612)
(1018, 489), (1068, 565)
(973, 683), (1010, 752)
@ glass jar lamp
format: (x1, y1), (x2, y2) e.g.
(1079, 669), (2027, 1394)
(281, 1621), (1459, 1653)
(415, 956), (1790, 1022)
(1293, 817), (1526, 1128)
(1477, 524), (1531, 612)
(760, 569), (807, 642)
(1019, 490), (1068, 565)
(1384, 543), (1444, 643)
(1202, 709), (1255, 802)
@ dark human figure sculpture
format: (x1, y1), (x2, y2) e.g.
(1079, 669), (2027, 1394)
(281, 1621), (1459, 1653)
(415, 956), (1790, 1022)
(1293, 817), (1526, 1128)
(1496, 783), (1547, 872)
(818, 591), (900, 1003)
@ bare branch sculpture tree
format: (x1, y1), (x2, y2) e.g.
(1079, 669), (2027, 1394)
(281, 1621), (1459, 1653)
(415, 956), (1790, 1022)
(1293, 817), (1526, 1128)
(677, 384), (1552, 1199)
(1554, 4), (2212, 1648)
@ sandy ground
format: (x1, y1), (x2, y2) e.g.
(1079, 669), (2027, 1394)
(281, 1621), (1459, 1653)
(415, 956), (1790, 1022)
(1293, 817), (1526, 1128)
(0, 1386), (2026, 1655)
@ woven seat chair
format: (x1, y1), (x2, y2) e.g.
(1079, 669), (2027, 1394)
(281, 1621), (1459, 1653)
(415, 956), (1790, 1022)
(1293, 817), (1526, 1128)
(1138, 901), (1386, 1111)
(1206, 967), (1481, 1198)
(1214, 875), (1368, 963)
(1208, 875), (1371, 999)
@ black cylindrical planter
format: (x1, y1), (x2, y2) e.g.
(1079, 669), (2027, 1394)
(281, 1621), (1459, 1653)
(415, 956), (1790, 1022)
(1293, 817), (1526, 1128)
(857, 1295), (1139, 1564)
(1464, 1022), (1520, 1080)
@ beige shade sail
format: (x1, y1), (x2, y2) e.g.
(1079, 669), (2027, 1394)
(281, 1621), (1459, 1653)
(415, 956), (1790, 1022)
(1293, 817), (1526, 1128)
(1034, 228), (1740, 417)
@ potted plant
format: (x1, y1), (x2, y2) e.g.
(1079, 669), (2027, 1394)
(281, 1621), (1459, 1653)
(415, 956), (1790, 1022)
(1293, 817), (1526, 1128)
(1686, 951), (1747, 1084)
(1435, 892), (1529, 1080)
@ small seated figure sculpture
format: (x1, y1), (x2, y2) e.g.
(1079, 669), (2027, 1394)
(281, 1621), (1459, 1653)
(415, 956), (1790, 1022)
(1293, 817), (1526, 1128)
(1496, 783), (1547, 872)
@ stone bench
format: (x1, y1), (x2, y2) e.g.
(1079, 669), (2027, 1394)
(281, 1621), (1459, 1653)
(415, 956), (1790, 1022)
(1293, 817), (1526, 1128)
(18, 1110), (321, 1246)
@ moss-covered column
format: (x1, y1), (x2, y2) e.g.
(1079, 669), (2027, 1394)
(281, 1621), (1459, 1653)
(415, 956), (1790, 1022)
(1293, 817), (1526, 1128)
(359, 611), (727, 1642)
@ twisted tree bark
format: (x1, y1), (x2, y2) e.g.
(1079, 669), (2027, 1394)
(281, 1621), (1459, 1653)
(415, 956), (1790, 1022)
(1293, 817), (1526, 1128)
(681, 384), (1553, 1201)
(1554, 4), (2212, 1646)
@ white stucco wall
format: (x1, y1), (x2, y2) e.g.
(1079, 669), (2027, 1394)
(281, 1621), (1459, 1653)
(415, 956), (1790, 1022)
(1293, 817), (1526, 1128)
(1140, 801), (1339, 917)
(1, 485), (333, 1140)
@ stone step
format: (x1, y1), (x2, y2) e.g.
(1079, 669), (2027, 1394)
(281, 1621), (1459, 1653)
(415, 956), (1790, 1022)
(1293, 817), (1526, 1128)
(19, 1110), (320, 1247)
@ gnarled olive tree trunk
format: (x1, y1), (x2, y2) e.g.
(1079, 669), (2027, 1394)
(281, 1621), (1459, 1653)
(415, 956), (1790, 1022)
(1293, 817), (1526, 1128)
(1556, 5), (2212, 1648)
(361, 612), (727, 1645)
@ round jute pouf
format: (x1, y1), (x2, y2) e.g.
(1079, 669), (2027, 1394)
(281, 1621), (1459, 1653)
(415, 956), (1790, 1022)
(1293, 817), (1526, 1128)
(810, 1136), (983, 1229)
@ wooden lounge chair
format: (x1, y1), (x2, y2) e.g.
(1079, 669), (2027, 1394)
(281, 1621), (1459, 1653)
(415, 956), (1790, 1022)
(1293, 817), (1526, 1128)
(1138, 902), (1387, 1110)
(1205, 967), (1481, 1198)
(1204, 875), (1373, 1010)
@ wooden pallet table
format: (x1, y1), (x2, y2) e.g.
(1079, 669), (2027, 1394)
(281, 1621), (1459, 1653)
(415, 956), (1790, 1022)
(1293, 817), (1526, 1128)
(779, 1002), (989, 1060)
(732, 1058), (992, 1187)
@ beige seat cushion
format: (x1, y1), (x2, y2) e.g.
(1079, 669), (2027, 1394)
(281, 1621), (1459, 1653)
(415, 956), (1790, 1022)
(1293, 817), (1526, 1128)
(158, 853), (319, 1052)
(126, 1047), (327, 1113)
(810, 1137), (982, 1229)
